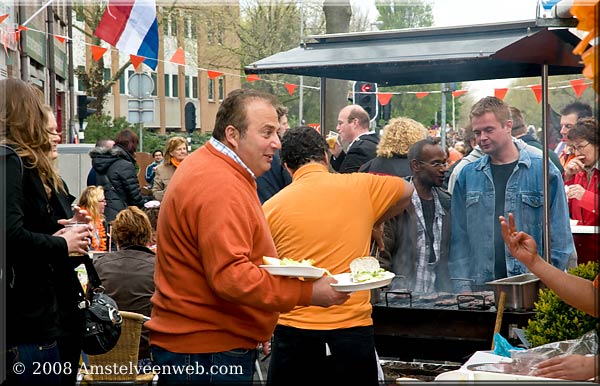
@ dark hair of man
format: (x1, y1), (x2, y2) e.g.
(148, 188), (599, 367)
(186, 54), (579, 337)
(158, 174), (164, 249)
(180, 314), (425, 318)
(509, 106), (527, 136)
(560, 102), (592, 119)
(212, 88), (278, 141)
(276, 105), (288, 120)
(281, 126), (328, 171)
(347, 105), (370, 129)
(470, 96), (510, 125)
(115, 129), (139, 154)
(408, 137), (441, 172)
(566, 117), (598, 146)
(152, 149), (163, 157)
(95, 138), (113, 147)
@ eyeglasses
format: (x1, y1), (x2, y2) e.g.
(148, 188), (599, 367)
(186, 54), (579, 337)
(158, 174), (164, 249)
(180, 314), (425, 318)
(417, 160), (449, 168)
(571, 142), (591, 153)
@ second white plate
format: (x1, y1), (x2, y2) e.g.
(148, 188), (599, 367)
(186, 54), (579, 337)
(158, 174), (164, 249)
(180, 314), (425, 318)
(260, 265), (326, 279)
(330, 271), (395, 292)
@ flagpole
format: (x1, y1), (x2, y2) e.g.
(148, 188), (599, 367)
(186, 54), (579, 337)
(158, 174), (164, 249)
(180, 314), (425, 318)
(22, 0), (55, 27)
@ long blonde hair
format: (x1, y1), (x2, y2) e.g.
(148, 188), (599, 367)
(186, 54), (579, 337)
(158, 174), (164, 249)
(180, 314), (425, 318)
(78, 186), (105, 223)
(0, 78), (63, 193)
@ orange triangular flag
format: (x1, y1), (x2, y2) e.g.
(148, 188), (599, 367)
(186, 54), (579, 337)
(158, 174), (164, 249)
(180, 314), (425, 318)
(91, 45), (107, 62)
(569, 78), (588, 98)
(246, 74), (260, 82)
(452, 90), (467, 98)
(377, 92), (393, 106)
(207, 70), (223, 79)
(130, 54), (145, 70)
(16, 25), (28, 41)
(169, 47), (186, 66)
(284, 83), (297, 96)
(530, 84), (542, 104)
(494, 88), (508, 100)
(54, 35), (66, 43)
(0, 14), (8, 24)
(415, 92), (429, 99)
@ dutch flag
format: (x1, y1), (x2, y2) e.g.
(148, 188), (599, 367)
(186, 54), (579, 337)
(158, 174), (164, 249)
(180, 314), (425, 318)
(93, 0), (159, 70)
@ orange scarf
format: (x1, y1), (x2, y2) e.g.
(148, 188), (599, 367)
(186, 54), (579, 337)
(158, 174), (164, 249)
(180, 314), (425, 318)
(91, 220), (107, 252)
(171, 156), (181, 168)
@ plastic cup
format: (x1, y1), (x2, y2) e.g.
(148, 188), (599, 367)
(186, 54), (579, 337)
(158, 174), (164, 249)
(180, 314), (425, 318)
(326, 132), (339, 149)
(64, 222), (90, 257)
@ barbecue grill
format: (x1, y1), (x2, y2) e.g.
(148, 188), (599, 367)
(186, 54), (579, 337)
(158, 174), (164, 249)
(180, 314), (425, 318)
(373, 290), (535, 363)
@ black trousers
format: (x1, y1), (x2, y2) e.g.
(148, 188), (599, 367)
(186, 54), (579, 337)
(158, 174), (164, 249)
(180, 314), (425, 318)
(267, 324), (379, 386)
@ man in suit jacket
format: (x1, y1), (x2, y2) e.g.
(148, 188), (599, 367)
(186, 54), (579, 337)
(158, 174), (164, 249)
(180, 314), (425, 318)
(330, 104), (379, 173)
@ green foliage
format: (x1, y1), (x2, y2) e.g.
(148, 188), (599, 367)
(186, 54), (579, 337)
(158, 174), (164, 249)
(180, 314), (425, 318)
(376, 0), (433, 30)
(524, 262), (599, 347)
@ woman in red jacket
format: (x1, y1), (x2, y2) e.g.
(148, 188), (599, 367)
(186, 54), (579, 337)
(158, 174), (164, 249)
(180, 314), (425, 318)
(564, 117), (598, 226)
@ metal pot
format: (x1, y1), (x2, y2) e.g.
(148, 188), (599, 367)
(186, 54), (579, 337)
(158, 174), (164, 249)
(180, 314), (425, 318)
(486, 273), (542, 310)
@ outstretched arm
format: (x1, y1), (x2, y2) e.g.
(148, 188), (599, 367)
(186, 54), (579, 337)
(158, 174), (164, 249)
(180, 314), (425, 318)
(500, 213), (597, 317)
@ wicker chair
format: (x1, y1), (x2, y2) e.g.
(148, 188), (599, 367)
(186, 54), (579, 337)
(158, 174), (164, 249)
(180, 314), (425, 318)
(81, 311), (156, 385)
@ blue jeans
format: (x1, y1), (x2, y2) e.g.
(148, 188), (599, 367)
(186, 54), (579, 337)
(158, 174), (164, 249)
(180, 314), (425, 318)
(151, 345), (256, 385)
(267, 325), (378, 386)
(6, 341), (62, 385)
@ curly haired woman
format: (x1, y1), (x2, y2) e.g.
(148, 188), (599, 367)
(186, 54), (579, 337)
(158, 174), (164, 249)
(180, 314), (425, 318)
(359, 117), (429, 176)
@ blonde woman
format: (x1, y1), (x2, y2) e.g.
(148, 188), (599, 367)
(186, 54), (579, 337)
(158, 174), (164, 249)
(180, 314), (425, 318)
(152, 136), (188, 201)
(78, 186), (108, 252)
(359, 117), (429, 176)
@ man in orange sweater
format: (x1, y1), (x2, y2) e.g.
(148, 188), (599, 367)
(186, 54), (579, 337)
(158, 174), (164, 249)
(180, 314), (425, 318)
(146, 89), (349, 385)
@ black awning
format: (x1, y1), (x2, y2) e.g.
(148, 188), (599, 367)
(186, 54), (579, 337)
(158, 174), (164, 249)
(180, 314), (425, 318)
(244, 20), (583, 85)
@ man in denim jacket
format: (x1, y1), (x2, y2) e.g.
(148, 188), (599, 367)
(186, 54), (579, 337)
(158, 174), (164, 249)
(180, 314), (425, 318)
(449, 97), (573, 292)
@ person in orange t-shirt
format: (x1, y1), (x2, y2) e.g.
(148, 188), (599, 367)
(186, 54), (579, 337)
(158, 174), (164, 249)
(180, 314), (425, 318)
(264, 126), (413, 386)
(500, 213), (598, 382)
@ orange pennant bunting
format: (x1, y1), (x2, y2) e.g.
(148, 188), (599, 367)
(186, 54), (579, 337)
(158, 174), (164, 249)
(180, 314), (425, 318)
(207, 70), (223, 79)
(452, 90), (467, 98)
(246, 74), (261, 82)
(129, 54), (145, 70)
(54, 35), (66, 43)
(415, 92), (429, 99)
(494, 88), (508, 100)
(169, 47), (186, 66)
(530, 84), (542, 104)
(569, 78), (588, 98)
(16, 25), (28, 41)
(91, 45), (108, 62)
(284, 83), (297, 96)
(377, 93), (393, 106)
(0, 14), (8, 24)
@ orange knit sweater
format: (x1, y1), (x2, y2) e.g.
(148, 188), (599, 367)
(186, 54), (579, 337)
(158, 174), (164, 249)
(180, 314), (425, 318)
(147, 142), (313, 353)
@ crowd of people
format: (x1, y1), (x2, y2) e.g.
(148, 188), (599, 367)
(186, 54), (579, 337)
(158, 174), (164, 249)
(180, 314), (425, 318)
(2, 77), (597, 385)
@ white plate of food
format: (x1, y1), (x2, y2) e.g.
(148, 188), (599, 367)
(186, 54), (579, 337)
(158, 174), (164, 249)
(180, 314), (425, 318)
(330, 256), (395, 292)
(260, 256), (327, 279)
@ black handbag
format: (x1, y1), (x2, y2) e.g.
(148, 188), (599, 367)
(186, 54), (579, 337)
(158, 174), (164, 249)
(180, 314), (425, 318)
(80, 259), (123, 355)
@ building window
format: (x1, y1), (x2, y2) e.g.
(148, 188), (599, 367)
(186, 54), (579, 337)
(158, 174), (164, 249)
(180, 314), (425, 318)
(192, 76), (198, 99)
(218, 78), (224, 101)
(186, 17), (197, 39)
(172, 74), (178, 97)
(208, 78), (214, 101)
(150, 73), (157, 96)
(164, 74), (170, 97)
(170, 17), (177, 36)
(207, 21), (224, 45)
(119, 71), (125, 94)
(185, 76), (190, 98)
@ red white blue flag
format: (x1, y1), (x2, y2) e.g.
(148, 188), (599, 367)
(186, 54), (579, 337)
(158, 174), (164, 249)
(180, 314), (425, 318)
(94, 0), (158, 70)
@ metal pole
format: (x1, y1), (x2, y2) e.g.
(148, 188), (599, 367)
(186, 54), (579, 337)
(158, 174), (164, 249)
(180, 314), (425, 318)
(541, 64), (551, 264)
(298, 0), (304, 124)
(440, 83), (447, 150)
(320, 77), (326, 136)
(66, 3), (75, 144)
(452, 94), (456, 132)
(22, 0), (55, 26)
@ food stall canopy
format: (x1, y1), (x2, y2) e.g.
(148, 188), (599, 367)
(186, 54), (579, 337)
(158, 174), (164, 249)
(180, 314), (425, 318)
(244, 20), (584, 85)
